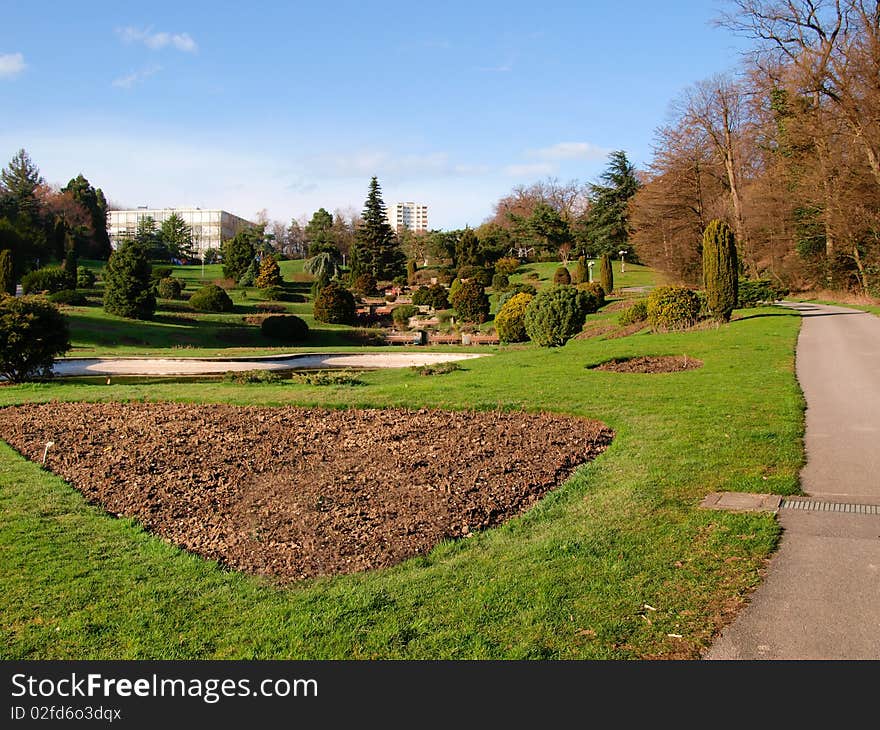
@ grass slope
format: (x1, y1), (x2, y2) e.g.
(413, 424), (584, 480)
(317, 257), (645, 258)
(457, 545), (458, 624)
(0, 306), (803, 659)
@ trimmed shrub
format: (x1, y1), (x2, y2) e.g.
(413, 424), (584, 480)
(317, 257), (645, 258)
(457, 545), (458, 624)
(157, 277), (183, 300)
(553, 266), (572, 285)
(449, 278), (463, 301)
(222, 234), (255, 282)
(702, 219), (738, 322)
(647, 285), (701, 331)
(495, 292), (534, 343)
(47, 289), (87, 306)
(411, 283), (449, 309)
(600, 254), (614, 295)
(238, 260), (258, 287)
(255, 302), (286, 313)
(255, 255), (283, 289)
(494, 256), (520, 277)
(21, 267), (70, 295)
(224, 369), (283, 384)
(491, 273), (510, 291)
(407, 259), (417, 283)
(260, 314), (309, 342)
(313, 281), (355, 324)
(457, 265), (492, 287)
(0, 295), (71, 381)
(498, 283), (538, 308)
(0, 249), (13, 295)
(352, 273), (378, 298)
(524, 286), (589, 347)
(189, 284), (234, 312)
(76, 267), (97, 288)
(577, 282), (606, 312)
(619, 299), (648, 325)
(572, 256), (588, 285)
(392, 304), (419, 329)
(411, 267), (449, 286)
(738, 280), (788, 308)
(103, 242), (156, 319)
(412, 362), (462, 376)
(450, 279), (490, 323)
(151, 266), (173, 281)
(62, 250), (77, 288)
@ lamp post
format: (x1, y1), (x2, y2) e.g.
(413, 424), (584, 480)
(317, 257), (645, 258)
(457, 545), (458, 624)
(618, 249), (628, 274)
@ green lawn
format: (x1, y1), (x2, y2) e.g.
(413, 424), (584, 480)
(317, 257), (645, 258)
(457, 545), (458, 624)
(789, 295), (880, 317)
(510, 260), (659, 292)
(0, 305), (804, 659)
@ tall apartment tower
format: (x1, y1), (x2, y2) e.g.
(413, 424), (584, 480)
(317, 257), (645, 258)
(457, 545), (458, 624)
(387, 202), (428, 233)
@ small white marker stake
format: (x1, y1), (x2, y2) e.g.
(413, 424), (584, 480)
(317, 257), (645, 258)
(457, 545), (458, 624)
(41, 441), (55, 466)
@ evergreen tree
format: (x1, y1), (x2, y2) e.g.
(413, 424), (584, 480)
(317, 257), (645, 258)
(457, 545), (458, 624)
(0, 149), (43, 222)
(221, 230), (257, 282)
(305, 208), (337, 256)
(103, 240), (156, 319)
(573, 256), (588, 284)
(62, 247), (77, 289)
(159, 213), (195, 261)
(62, 174), (112, 259)
(455, 227), (481, 268)
(702, 219), (738, 322)
(600, 253), (614, 295)
(350, 177), (405, 280)
(529, 202), (572, 257)
(255, 255), (282, 289)
(584, 150), (640, 257)
(0, 249), (14, 294)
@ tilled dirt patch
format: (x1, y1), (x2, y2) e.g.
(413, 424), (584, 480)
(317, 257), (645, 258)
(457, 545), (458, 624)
(0, 402), (612, 583)
(591, 355), (703, 373)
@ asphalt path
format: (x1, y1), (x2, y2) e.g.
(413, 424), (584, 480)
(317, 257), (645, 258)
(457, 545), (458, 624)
(706, 302), (880, 659)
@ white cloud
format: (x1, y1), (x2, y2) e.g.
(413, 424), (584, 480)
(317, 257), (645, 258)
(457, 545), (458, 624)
(528, 141), (609, 161)
(112, 65), (162, 89)
(116, 27), (198, 53)
(0, 52), (26, 79)
(502, 162), (558, 178)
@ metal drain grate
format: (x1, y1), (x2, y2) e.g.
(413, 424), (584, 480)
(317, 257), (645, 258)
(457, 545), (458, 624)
(780, 498), (880, 515)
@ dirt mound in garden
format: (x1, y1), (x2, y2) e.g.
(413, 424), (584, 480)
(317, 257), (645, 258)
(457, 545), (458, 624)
(591, 355), (703, 373)
(0, 402), (612, 583)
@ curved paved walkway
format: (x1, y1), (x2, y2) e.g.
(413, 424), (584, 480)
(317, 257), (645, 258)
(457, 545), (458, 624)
(707, 302), (880, 659)
(51, 352), (487, 377)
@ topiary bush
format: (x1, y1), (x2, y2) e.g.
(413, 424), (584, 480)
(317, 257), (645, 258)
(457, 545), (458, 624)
(647, 285), (701, 331)
(157, 277), (183, 300)
(0, 249), (13, 295)
(523, 285), (589, 347)
(313, 281), (355, 324)
(411, 283), (449, 309)
(498, 282), (538, 308)
(619, 299), (648, 325)
(494, 256), (520, 277)
(553, 266), (572, 285)
(76, 267), (97, 288)
(189, 284), (234, 312)
(352, 273), (378, 298)
(151, 266), (173, 281)
(702, 219), (738, 322)
(47, 289), (87, 306)
(457, 265), (492, 287)
(572, 256), (588, 285)
(392, 304), (419, 329)
(21, 267), (70, 295)
(738, 280), (788, 308)
(450, 279), (490, 323)
(495, 292), (534, 343)
(577, 282), (606, 312)
(491, 273), (510, 291)
(600, 253), (614, 295)
(103, 242), (156, 320)
(255, 255), (283, 289)
(260, 314), (309, 342)
(0, 295), (70, 382)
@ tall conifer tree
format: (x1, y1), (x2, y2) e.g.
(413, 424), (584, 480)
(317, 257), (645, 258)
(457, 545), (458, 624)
(350, 177), (405, 280)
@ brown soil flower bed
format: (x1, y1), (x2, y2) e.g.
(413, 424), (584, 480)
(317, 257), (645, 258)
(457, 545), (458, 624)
(591, 355), (703, 373)
(0, 402), (612, 583)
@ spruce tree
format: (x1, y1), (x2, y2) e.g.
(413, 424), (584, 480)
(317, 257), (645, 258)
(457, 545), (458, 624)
(584, 150), (640, 257)
(573, 256), (587, 284)
(103, 241), (156, 319)
(255, 255), (282, 289)
(62, 248), (77, 289)
(350, 177), (405, 280)
(0, 249), (14, 294)
(702, 219), (738, 322)
(600, 253), (614, 295)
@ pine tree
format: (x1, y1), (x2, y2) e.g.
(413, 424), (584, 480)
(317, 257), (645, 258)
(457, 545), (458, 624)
(62, 247), (77, 289)
(585, 150), (640, 257)
(222, 230), (256, 282)
(62, 174), (112, 259)
(0, 249), (14, 294)
(1, 149), (43, 221)
(350, 177), (405, 280)
(702, 219), (738, 322)
(103, 241), (156, 319)
(255, 255), (282, 289)
(600, 253), (614, 295)
(455, 227), (481, 268)
(159, 213), (195, 261)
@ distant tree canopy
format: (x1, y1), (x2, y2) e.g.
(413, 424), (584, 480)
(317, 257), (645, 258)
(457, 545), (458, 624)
(62, 174), (111, 259)
(159, 213), (195, 261)
(582, 151), (640, 258)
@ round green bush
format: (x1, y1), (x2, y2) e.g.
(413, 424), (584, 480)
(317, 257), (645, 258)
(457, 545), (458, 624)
(495, 292), (534, 343)
(103, 242), (156, 320)
(491, 273), (510, 291)
(0, 294), (71, 382)
(498, 283), (537, 308)
(575, 282), (606, 313)
(411, 283), (449, 310)
(457, 265), (492, 287)
(392, 304), (419, 329)
(47, 289), (87, 306)
(619, 299), (648, 325)
(313, 281), (355, 324)
(157, 277), (183, 300)
(151, 266), (173, 281)
(523, 285), (589, 347)
(553, 266), (572, 285)
(76, 268), (97, 288)
(450, 279), (490, 323)
(260, 314), (309, 342)
(647, 285), (701, 331)
(189, 284), (234, 312)
(21, 267), (71, 294)
(494, 256), (520, 277)
(352, 273), (378, 298)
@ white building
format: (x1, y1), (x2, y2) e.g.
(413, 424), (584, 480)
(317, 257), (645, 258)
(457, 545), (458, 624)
(387, 202), (428, 233)
(108, 207), (256, 253)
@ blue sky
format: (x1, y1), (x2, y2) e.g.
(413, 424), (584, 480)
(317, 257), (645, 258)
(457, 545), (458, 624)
(0, 1), (747, 229)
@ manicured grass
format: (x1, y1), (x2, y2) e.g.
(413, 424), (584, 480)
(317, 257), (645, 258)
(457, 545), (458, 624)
(510, 260), (658, 291)
(0, 306), (803, 659)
